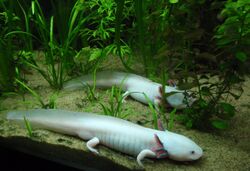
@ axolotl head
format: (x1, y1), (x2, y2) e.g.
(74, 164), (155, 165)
(163, 86), (196, 109)
(157, 131), (203, 161)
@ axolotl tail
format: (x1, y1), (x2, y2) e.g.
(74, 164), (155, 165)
(7, 110), (23, 121)
(6, 109), (78, 135)
(63, 71), (130, 91)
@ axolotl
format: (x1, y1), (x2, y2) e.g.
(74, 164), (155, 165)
(7, 109), (203, 167)
(63, 71), (195, 109)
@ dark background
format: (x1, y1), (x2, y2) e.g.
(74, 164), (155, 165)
(0, 147), (82, 171)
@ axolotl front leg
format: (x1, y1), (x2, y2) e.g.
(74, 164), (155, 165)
(137, 134), (168, 167)
(137, 150), (156, 167)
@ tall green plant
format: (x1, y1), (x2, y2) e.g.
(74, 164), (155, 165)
(16, 79), (58, 109)
(24, 116), (33, 137)
(215, 0), (250, 73)
(80, 0), (117, 46)
(134, 0), (148, 75)
(22, 0), (86, 89)
(114, 0), (134, 72)
(0, 3), (18, 92)
(0, 41), (15, 92)
(16, 0), (33, 50)
(132, 0), (182, 76)
(100, 86), (128, 119)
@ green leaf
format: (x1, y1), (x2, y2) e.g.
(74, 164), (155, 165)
(24, 116), (33, 137)
(198, 99), (208, 108)
(217, 37), (236, 46)
(169, 0), (178, 3)
(168, 108), (176, 130)
(211, 120), (228, 129)
(201, 86), (210, 96)
(220, 102), (235, 117)
(15, 78), (45, 107)
(235, 51), (248, 62)
(75, 47), (98, 63)
(186, 120), (193, 128)
(101, 104), (106, 114)
(143, 93), (158, 130)
(224, 16), (239, 24)
(89, 49), (102, 61)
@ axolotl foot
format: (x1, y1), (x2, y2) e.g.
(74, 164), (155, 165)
(86, 137), (100, 154)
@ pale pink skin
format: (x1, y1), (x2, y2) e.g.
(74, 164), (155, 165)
(63, 71), (196, 109)
(7, 109), (203, 167)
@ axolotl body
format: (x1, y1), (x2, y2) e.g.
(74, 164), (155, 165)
(7, 109), (203, 167)
(63, 71), (196, 109)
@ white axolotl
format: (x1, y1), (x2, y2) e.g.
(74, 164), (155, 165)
(7, 109), (203, 167)
(63, 71), (195, 110)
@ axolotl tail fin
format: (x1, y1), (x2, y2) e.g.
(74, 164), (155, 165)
(7, 110), (23, 121)
(6, 110), (32, 128)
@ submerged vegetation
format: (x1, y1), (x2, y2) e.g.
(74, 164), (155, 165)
(0, 0), (249, 131)
(100, 86), (128, 119)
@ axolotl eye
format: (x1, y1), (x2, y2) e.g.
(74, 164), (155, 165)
(191, 150), (195, 155)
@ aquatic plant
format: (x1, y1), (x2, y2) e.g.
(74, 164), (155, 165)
(73, 47), (104, 75)
(133, 0), (247, 131)
(158, 71), (178, 131)
(104, 42), (133, 72)
(177, 0), (248, 131)
(80, 0), (117, 46)
(81, 70), (99, 104)
(79, 0), (134, 72)
(113, 0), (134, 72)
(24, 116), (33, 137)
(75, 83), (98, 109)
(143, 93), (158, 130)
(15, 0), (33, 50)
(1, 0), (33, 50)
(100, 86), (128, 119)
(143, 93), (177, 131)
(177, 73), (243, 130)
(176, 0), (249, 131)
(143, 70), (178, 131)
(168, 108), (177, 131)
(85, 84), (99, 102)
(0, 40), (15, 92)
(15, 79), (58, 109)
(214, 0), (250, 74)
(0, 1), (26, 93)
(19, 0), (87, 89)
